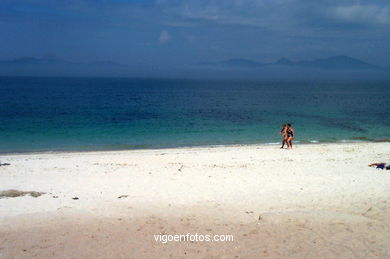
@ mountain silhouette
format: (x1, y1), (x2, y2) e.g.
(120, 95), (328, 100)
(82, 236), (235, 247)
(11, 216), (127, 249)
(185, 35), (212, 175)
(292, 55), (379, 70)
(197, 55), (381, 70)
(197, 58), (264, 68)
(0, 57), (120, 67)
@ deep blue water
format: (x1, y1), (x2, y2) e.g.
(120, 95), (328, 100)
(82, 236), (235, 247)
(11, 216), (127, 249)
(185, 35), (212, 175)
(0, 77), (389, 153)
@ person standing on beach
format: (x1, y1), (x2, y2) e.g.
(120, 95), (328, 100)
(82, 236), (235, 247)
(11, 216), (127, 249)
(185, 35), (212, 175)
(286, 123), (295, 149)
(279, 123), (287, 149)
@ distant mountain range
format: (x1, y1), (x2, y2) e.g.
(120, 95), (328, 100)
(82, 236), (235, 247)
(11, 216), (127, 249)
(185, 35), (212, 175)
(0, 57), (122, 67)
(197, 55), (381, 70)
(1, 55), (380, 71)
(0, 55), (388, 79)
(198, 58), (264, 68)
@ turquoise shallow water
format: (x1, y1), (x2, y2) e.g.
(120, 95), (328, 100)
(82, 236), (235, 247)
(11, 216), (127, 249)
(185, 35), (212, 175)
(0, 77), (389, 153)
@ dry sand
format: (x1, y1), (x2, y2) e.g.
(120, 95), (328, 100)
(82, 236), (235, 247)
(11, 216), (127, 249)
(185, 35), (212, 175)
(0, 142), (389, 258)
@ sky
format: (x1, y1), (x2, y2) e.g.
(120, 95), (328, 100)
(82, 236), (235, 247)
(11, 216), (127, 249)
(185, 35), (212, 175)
(1, 0), (390, 70)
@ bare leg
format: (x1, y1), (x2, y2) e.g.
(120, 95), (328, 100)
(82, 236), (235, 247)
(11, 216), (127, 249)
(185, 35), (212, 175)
(287, 137), (293, 149)
(281, 139), (286, 148)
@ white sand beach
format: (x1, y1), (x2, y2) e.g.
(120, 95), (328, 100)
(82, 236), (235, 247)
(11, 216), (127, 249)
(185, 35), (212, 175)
(0, 142), (390, 258)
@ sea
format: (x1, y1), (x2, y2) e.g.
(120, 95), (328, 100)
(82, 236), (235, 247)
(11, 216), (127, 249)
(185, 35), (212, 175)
(0, 76), (389, 153)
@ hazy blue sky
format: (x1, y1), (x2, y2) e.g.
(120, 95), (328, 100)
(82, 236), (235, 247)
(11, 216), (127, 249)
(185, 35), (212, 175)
(1, 0), (390, 67)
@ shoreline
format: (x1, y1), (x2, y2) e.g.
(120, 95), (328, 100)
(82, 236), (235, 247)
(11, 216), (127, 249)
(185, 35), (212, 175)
(1, 139), (389, 156)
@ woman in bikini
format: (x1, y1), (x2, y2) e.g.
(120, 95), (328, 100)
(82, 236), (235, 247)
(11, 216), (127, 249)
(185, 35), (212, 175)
(279, 123), (287, 149)
(286, 123), (294, 149)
